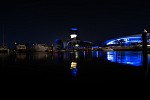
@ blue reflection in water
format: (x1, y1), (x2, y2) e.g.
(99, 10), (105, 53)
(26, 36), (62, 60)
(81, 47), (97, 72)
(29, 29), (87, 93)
(106, 51), (143, 66)
(72, 68), (78, 76)
(92, 51), (99, 58)
(1, 51), (149, 68)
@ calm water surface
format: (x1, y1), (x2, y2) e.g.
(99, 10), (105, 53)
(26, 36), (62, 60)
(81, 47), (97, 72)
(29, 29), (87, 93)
(0, 51), (148, 84)
(105, 51), (144, 66)
(0, 51), (148, 67)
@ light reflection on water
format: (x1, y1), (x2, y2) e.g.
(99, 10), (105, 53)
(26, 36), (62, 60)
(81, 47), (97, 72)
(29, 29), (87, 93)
(0, 53), (9, 62)
(106, 51), (143, 66)
(70, 61), (78, 76)
(1, 51), (149, 83)
(0, 51), (148, 67)
(85, 51), (149, 67)
(30, 52), (49, 60)
(16, 53), (27, 60)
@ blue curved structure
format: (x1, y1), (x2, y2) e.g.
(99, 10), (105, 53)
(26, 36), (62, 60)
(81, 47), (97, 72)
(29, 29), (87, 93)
(105, 33), (150, 46)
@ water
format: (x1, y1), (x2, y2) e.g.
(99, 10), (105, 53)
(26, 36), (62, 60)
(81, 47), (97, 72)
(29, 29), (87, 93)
(0, 51), (148, 85)
(90, 51), (150, 67)
(0, 51), (147, 67)
(105, 51), (144, 67)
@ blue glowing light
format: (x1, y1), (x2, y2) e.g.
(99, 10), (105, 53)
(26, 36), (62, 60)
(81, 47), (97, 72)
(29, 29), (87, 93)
(106, 35), (143, 45)
(72, 68), (78, 76)
(106, 51), (142, 66)
(70, 28), (78, 31)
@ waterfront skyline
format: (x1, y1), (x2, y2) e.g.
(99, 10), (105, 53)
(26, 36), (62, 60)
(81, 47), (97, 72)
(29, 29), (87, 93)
(0, 0), (150, 47)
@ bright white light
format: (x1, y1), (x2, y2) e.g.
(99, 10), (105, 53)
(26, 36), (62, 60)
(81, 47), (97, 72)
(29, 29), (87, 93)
(70, 34), (77, 39)
(75, 44), (79, 47)
(144, 29), (147, 33)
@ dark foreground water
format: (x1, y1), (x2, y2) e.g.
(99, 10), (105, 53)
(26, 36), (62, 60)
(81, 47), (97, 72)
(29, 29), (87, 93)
(0, 51), (149, 86)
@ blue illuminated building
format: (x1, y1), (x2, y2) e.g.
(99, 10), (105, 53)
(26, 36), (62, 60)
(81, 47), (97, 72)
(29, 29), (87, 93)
(105, 33), (150, 47)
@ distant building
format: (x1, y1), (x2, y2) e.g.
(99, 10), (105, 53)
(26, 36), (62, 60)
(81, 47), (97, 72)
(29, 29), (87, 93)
(54, 28), (94, 50)
(14, 42), (30, 52)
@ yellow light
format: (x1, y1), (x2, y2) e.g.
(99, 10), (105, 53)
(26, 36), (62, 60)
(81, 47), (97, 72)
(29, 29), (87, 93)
(75, 44), (79, 47)
(70, 62), (77, 69)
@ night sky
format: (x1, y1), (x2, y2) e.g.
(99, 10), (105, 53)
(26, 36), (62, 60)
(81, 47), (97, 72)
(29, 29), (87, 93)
(0, 0), (150, 47)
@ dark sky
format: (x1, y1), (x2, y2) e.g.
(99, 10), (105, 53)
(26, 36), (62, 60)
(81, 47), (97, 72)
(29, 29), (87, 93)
(0, 0), (150, 47)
